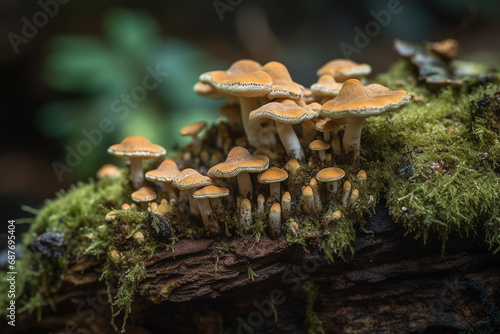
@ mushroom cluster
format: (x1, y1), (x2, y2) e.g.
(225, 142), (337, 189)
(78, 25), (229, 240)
(105, 59), (410, 239)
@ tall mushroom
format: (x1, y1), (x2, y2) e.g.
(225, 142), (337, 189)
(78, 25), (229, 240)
(249, 99), (316, 161)
(107, 136), (166, 189)
(193, 185), (230, 235)
(208, 146), (269, 199)
(320, 79), (411, 161)
(199, 59), (273, 148)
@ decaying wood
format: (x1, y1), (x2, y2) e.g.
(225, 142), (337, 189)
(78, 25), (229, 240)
(8, 204), (500, 333)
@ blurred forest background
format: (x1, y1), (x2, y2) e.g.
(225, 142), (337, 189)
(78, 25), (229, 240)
(0, 0), (499, 241)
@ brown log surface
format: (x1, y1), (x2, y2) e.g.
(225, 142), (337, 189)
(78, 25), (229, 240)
(6, 205), (500, 334)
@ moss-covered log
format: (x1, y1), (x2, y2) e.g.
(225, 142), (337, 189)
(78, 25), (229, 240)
(5, 202), (500, 334)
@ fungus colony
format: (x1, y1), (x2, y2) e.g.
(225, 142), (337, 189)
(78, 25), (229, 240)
(105, 59), (411, 240)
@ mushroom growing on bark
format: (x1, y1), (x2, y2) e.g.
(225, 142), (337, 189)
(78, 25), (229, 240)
(193, 185), (230, 235)
(320, 79), (410, 161)
(208, 146), (269, 199)
(131, 186), (157, 209)
(199, 59), (273, 148)
(249, 98), (316, 161)
(145, 159), (181, 202)
(107, 136), (166, 189)
(172, 168), (213, 216)
(316, 167), (345, 193)
(179, 121), (207, 153)
(257, 167), (288, 202)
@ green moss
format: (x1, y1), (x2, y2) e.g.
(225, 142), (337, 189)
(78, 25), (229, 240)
(296, 281), (325, 334)
(363, 59), (500, 250)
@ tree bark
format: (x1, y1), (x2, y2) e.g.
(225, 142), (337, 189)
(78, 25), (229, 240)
(7, 203), (500, 334)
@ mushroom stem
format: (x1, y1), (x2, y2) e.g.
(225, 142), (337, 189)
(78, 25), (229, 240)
(269, 183), (281, 202)
(188, 190), (200, 216)
(269, 203), (282, 239)
(191, 135), (202, 153)
(163, 182), (177, 202)
(130, 158), (144, 189)
(197, 198), (220, 235)
(236, 172), (253, 198)
(211, 198), (224, 216)
(281, 192), (292, 220)
(239, 97), (264, 148)
(239, 198), (253, 229)
(275, 122), (305, 161)
(342, 116), (365, 160)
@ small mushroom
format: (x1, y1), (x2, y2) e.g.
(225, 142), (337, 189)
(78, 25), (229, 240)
(131, 186), (157, 210)
(309, 139), (331, 162)
(257, 167), (288, 202)
(180, 121), (207, 153)
(239, 197), (253, 229)
(249, 98), (316, 161)
(96, 163), (121, 179)
(316, 59), (372, 82)
(316, 167), (345, 193)
(145, 159), (181, 202)
(281, 191), (292, 220)
(108, 136), (166, 189)
(208, 146), (269, 199)
(172, 168), (212, 216)
(269, 202), (282, 239)
(193, 185), (230, 235)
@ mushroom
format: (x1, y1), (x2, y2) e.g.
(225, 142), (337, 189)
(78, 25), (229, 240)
(96, 163), (121, 179)
(199, 59), (273, 148)
(316, 167), (345, 193)
(310, 74), (343, 99)
(107, 136), (166, 189)
(193, 185), (230, 235)
(249, 99), (316, 161)
(316, 59), (372, 82)
(357, 169), (367, 182)
(426, 38), (459, 61)
(302, 186), (315, 215)
(239, 197), (253, 229)
(257, 167), (288, 202)
(342, 180), (352, 207)
(269, 202), (282, 238)
(131, 186), (157, 210)
(262, 61), (303, 101)
(172, 168), (212, 216)
(314, 118), (344, 142)
(309, 139), (331, 162)
(208, 146), (269, 199)
(320, 79), (410, 161)
(179, 121), (207, 154)
(145, 159), (181, 202)
(281, 191), (292, 220)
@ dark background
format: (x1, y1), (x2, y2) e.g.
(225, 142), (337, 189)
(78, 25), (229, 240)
(1, 0), (499, 244)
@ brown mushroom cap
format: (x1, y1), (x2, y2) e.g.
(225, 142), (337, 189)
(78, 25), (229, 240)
(193, 82), (226, 98)
(257, 167), (289, 184)
(145, 160), (180, 182)
(426, 38), (459, 60)
(309, 139), (331, 151)
(320, 79), (411, 118)
(314, 118), (344, 132)
(208, 146), (269, 178)
(310, 74), (343, 97)
(317, 59), (372, 82)
(131, 186), (157, 202)
(172, 168), (212, 190)
(284, 159), (301, 174)
(199, 59), (272, 98)
(316, 167), (345, 182)
(107, 136), (166, 158)
(262, 61), (303, 100)
(249, 99), (316, 125)
(179, 121), (207, 137)
(193, 185), (230, 199)
(96, 163), (121, 179)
